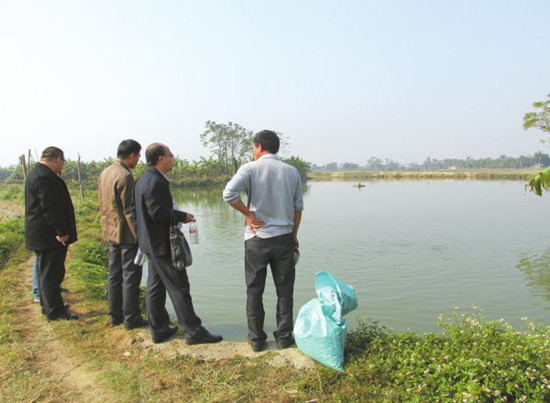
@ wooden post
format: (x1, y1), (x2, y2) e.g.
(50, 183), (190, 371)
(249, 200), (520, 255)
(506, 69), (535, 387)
(19, 154), (27, 182)
(76, 153), (85, 200)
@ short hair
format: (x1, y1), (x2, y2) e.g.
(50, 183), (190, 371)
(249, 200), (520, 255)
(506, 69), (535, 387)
(253, 130), (279, 154)
(146, 143), (166, 166)
(117, 139), (141, 159)
(40, 146), (64, 161)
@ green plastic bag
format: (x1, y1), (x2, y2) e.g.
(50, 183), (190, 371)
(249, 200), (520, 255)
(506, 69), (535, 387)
(294, 271), (358, 371)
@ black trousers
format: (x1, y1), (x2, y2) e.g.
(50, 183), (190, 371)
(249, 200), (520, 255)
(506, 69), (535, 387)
(36, 245), (68, 320)
(146, 254), (202, 338)
(244, 233), (296, 344)
(108, 242), (143, 326)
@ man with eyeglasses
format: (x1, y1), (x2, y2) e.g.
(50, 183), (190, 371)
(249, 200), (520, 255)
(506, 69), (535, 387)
(98, 139), (148, 329)
(134, 143), (223, 344)
(25, 146), (78, 321)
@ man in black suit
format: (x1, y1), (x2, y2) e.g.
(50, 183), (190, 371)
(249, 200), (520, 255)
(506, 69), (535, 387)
(134, 143), (222, 344)
(25, 146), (78, 321)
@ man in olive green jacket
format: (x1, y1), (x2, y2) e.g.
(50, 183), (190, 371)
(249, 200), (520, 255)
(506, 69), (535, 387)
(98, 139), (147, 329)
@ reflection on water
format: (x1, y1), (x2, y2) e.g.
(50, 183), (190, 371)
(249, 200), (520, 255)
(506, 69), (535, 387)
(517, 249), (550, 303)
(145, 181), (550, 341)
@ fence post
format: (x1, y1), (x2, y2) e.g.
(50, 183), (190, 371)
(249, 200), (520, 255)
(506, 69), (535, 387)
(76, 154), (85, 200)
(19, 154), (27, 182)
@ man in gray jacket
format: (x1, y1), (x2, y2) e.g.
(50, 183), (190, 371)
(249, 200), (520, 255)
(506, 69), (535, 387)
(98, 139), (147, 329)
(223, 130), (303, 352)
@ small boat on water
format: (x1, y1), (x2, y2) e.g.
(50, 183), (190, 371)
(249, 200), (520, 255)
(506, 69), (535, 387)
(354, 182), (366, 188)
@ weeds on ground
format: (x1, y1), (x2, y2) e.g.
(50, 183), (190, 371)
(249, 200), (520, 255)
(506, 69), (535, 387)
(0, 183), (24, 202)
(303, 312), (549, 402)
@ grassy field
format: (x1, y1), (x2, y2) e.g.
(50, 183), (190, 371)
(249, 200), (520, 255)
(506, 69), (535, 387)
(0, 187), (548, 402)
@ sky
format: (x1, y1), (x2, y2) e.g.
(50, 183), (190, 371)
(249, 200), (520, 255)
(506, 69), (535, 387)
(1, 0), (549, 167)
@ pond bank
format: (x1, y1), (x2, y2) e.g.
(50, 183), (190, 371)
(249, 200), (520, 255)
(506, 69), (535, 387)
(307, 169), (539, 181)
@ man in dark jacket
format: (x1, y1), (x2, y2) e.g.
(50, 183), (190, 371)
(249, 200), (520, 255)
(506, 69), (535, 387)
(25, 146), (78, 321)
(134, 143), (222, 344)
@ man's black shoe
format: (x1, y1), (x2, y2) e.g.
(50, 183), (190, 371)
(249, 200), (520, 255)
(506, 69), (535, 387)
(250, 340), (266, 352)
(60, 287), (70, 293)
(276, 337), (295, 349)
(48, 312), (79, 321)
(186, 329), (223, 345)
(125, 318), (149, 330)
(152, 325), (178, 344)
(110, 318), (123, 327)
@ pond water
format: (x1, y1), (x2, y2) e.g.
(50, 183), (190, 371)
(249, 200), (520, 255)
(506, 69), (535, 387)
(146, 180), (550, 341)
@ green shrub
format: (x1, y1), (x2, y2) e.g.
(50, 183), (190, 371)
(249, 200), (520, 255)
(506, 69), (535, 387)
(71, 239), (109, 300)
(0, 218), (24, 269)
(76, 239), (108, 267)
(0, 184), (24, 202)
(75, 261), (108, 300)
(306, 312), (550, 402)
(0, 217), (24, 235)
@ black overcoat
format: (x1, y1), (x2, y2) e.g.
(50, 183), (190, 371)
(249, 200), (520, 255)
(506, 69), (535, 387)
(25, 163), (77, 251)
(134, 167), (186, 256)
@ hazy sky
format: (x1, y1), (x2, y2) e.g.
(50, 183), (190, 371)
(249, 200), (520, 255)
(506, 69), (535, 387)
(1, 1), (549, 167)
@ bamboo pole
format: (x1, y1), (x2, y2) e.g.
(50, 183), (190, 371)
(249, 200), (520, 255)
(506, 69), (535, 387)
(19, 154), (27, 182)
(76, 153), (85, 200)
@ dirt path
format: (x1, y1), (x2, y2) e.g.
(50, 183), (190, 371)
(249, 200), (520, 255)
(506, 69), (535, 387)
(16, 257), (119, 402)
(11, 255), (314, 401)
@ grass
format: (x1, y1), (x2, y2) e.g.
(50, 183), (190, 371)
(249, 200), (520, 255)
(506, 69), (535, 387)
(0, 186), (548, 402)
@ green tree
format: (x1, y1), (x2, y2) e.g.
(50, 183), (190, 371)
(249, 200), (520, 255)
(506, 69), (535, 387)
(523, 93), (550, 137)
(524, 94), (550, 195)
(200, 121), (254, 175)
(282, 156), (311, 180)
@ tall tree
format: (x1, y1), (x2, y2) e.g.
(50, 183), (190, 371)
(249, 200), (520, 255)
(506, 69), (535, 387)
(200, 121), (254, 174)
(524, 93), (550, 195)
(523, 93), (550, 138)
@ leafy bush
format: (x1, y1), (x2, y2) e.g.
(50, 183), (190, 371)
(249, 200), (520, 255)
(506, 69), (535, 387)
(0, 184), (24, 202)
(305, 312), (550, 402)
(0, 217), (24, 235)
(75, 239), (109, 267)
(70, 239), (109, 300)
(0, 218), (24, 269)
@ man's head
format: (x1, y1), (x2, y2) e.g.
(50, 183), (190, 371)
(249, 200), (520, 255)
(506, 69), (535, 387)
(40, 146), (66, 174)
(146, 143), (173, 173)
(252, 130), (279, 160)
(117, 139), (141, 169)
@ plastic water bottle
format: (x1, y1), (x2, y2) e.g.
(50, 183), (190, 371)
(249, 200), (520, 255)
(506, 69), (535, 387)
(189, 222), (199, 244)
(134, 248), (145, 266)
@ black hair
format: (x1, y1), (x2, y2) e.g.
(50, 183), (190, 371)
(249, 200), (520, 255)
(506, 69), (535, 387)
(253, 130), (279, 154)
(40, 146), (64, 161)
(146, 143), (166, 166)
(117, 139), (141, 159)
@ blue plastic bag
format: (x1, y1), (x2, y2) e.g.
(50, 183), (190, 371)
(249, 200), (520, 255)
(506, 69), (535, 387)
(294, 271), (358, 371)
(315, 270), (358, 317)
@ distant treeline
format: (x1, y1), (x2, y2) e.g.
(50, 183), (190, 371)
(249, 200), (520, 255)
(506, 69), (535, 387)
(312, 152), (550, 172)
(0, 155), (311, 187)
